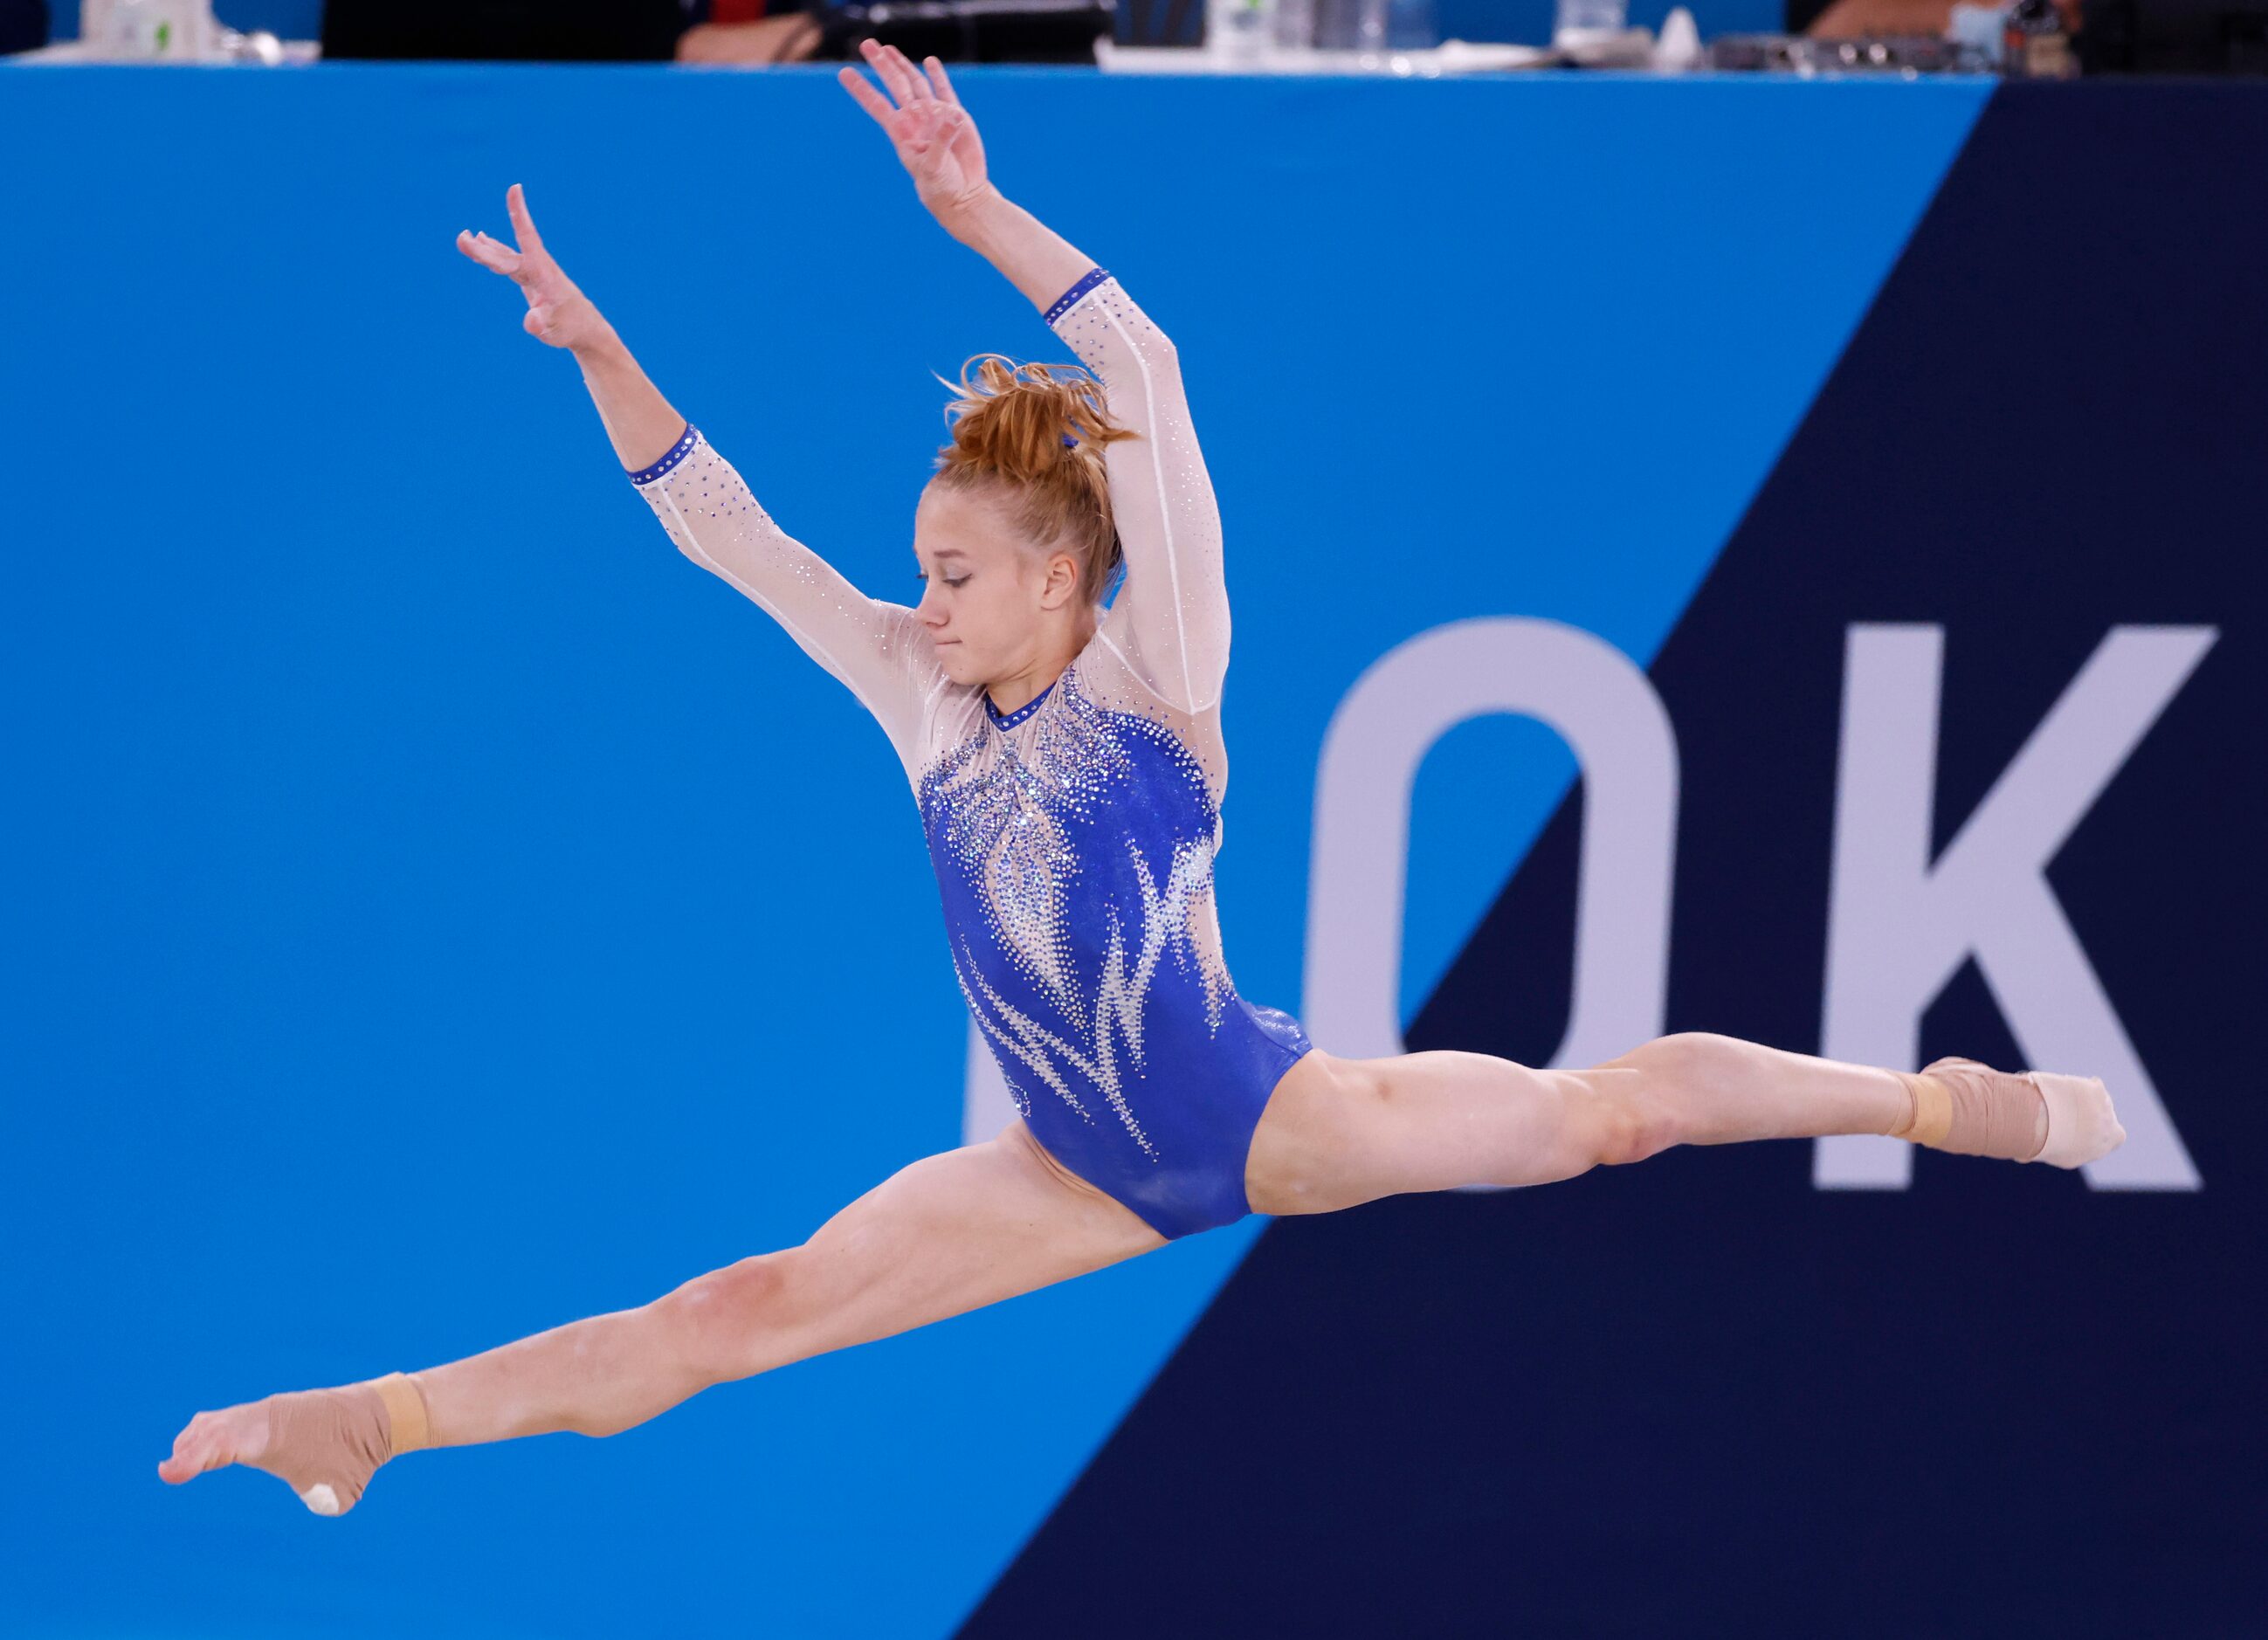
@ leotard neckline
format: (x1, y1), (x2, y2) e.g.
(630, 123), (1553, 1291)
(985, 676), (1058, 731)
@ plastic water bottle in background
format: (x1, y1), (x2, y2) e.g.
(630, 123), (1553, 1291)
(1314, 0), (1388, 48)
(1947, 1), (2010, 65)
(84, 0), (217, 59)
(1272, 0), (1317, 48)
(1554, 0), (1626, 42)
(1386, 0), (1439, 47)
(1208, 0), (1277, 59)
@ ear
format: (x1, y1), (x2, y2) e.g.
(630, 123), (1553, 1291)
(1037, 548), (1084, 611)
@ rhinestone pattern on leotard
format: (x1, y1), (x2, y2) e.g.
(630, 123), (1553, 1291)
(919, 665), (1234, 1157)
(628, 269), (1312, 1239)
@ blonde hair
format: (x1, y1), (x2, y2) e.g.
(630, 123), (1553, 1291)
(928, 354), (1137, 602)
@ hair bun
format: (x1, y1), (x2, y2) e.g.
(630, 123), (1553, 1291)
(936, 354), (1129, 485)
(927, 353), (1140, 605)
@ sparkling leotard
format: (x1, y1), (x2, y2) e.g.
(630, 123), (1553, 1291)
(628, 268), (1313, 1238)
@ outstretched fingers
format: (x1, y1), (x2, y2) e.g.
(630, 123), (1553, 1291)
(837, 59), (899, 127)
(455, 228), (522, 278)
(921, 53), (961, 104)
(456, 184), (548, 284)
(864, 37), (931, 104)
(838, 51), (961, 156)
(503, 183), (545, 254)
(886, 43), (938, 100)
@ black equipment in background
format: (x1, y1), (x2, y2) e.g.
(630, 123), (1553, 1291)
(1, 0), (48, 54)
(2081, 0), (2268, 69)
(810, 0), (1112, 61)
(321, 0), (694, 60)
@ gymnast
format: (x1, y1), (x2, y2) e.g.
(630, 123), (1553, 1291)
(160, 41), (2127, 1516)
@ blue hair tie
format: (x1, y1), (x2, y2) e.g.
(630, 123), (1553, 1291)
(1061, 432), (1078, 448)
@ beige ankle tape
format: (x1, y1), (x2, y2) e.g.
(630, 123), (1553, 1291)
(367, 1371), (431, 1456)
(1898, 1072), (1954, 1148)
(1903, 1058), (2048, 1161)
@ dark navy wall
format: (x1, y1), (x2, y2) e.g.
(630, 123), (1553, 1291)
(967, 81), (2268, 1638)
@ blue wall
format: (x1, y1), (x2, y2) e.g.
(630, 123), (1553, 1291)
(5, 61), (2157, 1640)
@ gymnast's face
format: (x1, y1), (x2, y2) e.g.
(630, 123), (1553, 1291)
(913, 483), (1087, 688)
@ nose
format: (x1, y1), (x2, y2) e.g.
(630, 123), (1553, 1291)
(915, 584), (948, 628)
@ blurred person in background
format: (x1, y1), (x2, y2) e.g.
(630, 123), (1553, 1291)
(678, 0), (824, 62)
(1805, 0), (2079, 34)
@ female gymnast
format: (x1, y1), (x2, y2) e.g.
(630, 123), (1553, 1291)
(160, 41), (2127, 1517)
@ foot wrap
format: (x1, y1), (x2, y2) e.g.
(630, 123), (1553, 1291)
(1894, 1057), (2126, 1169)
(258, 1370), (431, 1517)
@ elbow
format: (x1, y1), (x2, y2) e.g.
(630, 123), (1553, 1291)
(670, 530), (725, 580)
(1177, 645), (1232, 716)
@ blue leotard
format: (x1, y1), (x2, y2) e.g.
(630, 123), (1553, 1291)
(628, 268), (1313, 1239)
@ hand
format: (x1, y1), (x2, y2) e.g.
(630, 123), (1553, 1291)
(838, 41), (992, 224)
(455, 184), (610, 354)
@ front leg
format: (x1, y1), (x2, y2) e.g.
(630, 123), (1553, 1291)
(1248, 1034), (2120, 1216)
(1247, 1037), (1921, 1213)
(1247, 1048), (1666, 1215)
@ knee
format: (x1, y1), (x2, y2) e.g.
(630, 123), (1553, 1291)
(1611, 1031), (1754, 1099)
(1582, 1079), (1672, 1168)
(1589, 1032), (1751, 1161)
(652, 1251), (804, 1385)
(1582, 1048), (1709, 1166)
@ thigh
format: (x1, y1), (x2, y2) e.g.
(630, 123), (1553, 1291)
(767, 1120), (1167, 1368)
(1244, 1048), (1610, 1216)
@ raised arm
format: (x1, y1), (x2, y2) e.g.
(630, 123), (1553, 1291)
(839, 47), (1231, 713)
(456, 185), (944, 776)
(1031, 269), (1228, 714)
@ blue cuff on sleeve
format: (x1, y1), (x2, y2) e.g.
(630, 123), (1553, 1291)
(627, 424), (699, 486)
(1044, 268), (1113, 327)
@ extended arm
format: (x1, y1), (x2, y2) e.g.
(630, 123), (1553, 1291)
(841, 45), (1232, 713)
(456, 186), (942, 772)
(1031, 269), (1229, 714)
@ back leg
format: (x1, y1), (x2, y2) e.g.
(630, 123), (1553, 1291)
(160, 1120), (1164, 1513)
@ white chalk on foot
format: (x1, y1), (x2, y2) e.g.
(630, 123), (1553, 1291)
(299, 1483), (341, 1516)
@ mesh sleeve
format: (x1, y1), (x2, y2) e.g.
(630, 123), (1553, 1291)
(1045, 271), (1232, 714)
(630, 425), (942, 775)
